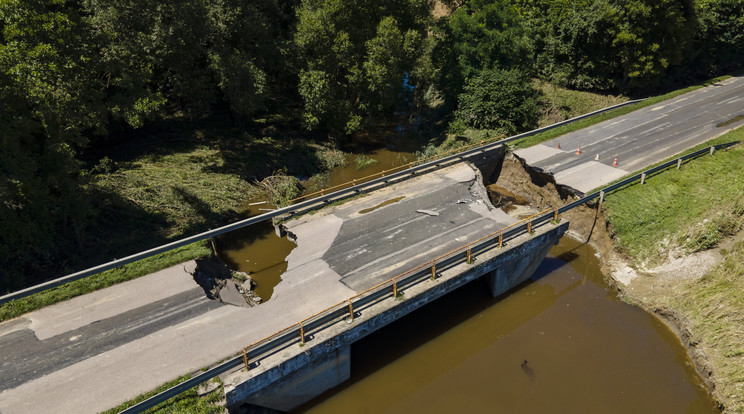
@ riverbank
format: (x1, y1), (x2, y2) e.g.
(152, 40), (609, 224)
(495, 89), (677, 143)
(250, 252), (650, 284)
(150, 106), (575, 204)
(601, 130), (744, 412)
(491, 126), (744, 412)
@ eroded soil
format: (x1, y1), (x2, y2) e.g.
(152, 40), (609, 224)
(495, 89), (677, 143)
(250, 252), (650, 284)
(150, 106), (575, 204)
(490, 154), (723, 407)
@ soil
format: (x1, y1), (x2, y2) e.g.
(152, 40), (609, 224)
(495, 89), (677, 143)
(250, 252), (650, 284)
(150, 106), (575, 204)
(492, 154), (724, 408)
(191, 255), (262, 307)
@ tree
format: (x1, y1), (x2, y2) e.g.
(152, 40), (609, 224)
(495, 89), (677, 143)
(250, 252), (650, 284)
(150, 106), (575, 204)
(0, 0), (98, 290)
(693, 0), (744, 74)
(531, 0), (697, 92)
(294, 0), (432, 134)
(432, 0), (531, 107)
(452, 68), (539, 134)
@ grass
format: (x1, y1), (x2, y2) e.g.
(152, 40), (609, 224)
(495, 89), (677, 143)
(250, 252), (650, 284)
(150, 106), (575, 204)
(603, 127), (744, 265)
(653, 241), (744, 412)
(101, 375), (225, 414)
(3, 122), (350, 318)
(598, 125), (744, 412)
(534, 80), (628, 127)
(0, 241), (212, 322)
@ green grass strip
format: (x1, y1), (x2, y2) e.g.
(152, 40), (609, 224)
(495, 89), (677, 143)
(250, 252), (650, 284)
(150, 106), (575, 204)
(0, 241), (212, 321)
(100, 375), (224, 414)
(603, 126), (744, 264)
(665, 241), (744, 412)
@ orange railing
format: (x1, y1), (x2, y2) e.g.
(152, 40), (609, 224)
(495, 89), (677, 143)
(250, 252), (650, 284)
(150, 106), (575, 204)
(241, 207), (560, 370)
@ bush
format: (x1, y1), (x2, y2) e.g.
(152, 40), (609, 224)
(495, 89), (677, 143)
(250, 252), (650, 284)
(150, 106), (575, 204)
(452, 68), (539, 135)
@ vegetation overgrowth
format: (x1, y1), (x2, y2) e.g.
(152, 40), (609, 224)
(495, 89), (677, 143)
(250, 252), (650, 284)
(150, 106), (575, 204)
(604, 127), (744, 265)
(602, 126), (744, 411)
(2, 0), (744, 295)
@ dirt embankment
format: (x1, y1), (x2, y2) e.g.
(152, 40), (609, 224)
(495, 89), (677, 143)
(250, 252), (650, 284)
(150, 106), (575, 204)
(490, 154), (721, 405)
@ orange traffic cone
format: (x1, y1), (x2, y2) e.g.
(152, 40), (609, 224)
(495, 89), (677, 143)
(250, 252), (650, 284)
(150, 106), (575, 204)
(612, 156), (618, 167)
(557, 142), (561, 150)
(576, 147), (582, 155)
(594, 153), (599, 161)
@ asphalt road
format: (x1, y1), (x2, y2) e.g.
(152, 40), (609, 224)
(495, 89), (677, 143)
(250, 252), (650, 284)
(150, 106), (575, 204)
(2, 76), (741, 413)
(515, 76), (744, 193)
(0, 287), (221, 393)
(286, 163), (517, 292)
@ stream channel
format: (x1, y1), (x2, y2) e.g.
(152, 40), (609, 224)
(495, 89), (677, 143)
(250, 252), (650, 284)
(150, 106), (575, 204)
(217, 148), (718, 412)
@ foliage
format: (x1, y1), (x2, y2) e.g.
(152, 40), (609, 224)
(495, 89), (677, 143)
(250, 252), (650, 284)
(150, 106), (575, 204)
(529, 0), (698, 92)
(432, 0), (530, 104)
(654, 240), (744, 412)
(261, 175), (302, 207)
(355, 155), (379, 169)
(451, 68), (539, 134)
(604, 127), (744, 265)
(294, 0), (433, 133)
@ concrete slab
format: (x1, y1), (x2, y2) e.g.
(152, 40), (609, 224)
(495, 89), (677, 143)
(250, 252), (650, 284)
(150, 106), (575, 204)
(514, 144), (565, 165)
(282, 163), (517, 293)
(553, 161), (629, 193)
(219, 282), (249, 308)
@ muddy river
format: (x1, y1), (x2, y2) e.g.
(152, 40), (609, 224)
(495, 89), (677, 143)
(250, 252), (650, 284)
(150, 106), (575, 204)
(217, 148), (717, 412)
(297, 236), (717, 413)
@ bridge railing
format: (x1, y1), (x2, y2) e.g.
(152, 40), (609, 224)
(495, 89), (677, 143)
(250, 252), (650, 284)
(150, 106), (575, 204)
(240, 206), (560, 369)
(0, 99), (644, 305)
(118, 141), (737, 414)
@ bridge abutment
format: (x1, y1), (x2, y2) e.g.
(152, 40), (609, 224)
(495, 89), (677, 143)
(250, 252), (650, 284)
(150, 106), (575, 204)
(224, 221), (568, 413)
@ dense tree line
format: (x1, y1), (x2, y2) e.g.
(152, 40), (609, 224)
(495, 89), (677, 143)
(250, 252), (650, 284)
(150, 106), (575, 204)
(1, 0), (742, 291)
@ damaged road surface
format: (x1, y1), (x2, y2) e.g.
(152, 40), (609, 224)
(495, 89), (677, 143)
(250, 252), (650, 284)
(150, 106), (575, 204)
(281, 162), (517, 293)
(0, 161), (515, 414)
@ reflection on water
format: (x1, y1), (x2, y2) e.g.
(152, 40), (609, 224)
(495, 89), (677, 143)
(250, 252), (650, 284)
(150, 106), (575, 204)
(216, 203), (296, 302)
(310, 148), (416, 191)
(218, 148), (416, 302)
(297, 236), (718, 414)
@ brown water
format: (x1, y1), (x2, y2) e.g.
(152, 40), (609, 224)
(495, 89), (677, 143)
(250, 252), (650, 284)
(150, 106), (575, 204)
(218, 148), (416, 301)
(216, 202), (296, 302)
(297, 236), (718, 413)
(308, 148), (416, 192)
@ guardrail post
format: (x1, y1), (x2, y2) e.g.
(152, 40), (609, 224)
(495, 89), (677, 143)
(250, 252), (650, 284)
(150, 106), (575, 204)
(299, 323), (306, 345)
(430, 264), (436, 280)
(710, 146), (715, 155)
(393, 280), (398, 297)
(527, 220), (532, 234)
(641, 172), (646, 185)
(243, 349), (249, 370)
(677, 158), (682, 169)
(347, 301), (354, 322)
(466, 247), (472, 264)
(498, 232), (503, 248)
(553, 209), (559, 221)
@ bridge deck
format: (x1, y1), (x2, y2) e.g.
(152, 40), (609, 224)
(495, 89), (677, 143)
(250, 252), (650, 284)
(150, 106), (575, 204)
(0, 162), (512, 414)
(279, 162), (517, 295)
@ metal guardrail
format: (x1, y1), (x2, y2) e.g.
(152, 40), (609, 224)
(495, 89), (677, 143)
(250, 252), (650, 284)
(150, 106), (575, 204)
(117, 208), (560, 414)
(0, 99), (645, 305)
(117, 140), (737, 414)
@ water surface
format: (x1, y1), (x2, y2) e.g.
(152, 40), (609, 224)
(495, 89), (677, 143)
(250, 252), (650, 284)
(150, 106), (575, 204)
(298, 236), (717, 413)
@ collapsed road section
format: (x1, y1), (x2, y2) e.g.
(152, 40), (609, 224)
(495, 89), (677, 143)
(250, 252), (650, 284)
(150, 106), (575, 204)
(223, 162), (568, 412)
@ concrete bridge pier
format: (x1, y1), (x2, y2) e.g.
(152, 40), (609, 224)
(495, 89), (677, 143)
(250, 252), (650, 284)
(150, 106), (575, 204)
(228, 344), (351, 412)
(225, 221), (568, 413)
(484, 229), (561, 298)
